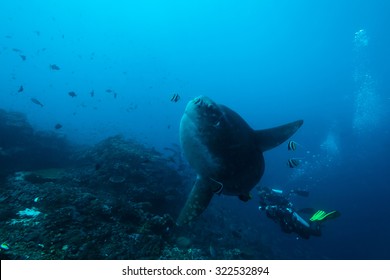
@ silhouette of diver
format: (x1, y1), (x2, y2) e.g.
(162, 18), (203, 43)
(258, 186), (340, 239)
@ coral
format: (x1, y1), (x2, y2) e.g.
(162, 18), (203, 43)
(176, 236), (192, 249)
(159, 246), (205, 260)
(0, 128), (277, 260)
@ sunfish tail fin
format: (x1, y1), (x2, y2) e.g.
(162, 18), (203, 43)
(177, 177), (214, 226)
(255, 120), (303, 152)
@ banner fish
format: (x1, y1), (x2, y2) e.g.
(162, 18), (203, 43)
(287, 158), (301, 168)
(18, 85), (24, 93)
(170, 93), (180, 103)
(287, 140), (299, 151)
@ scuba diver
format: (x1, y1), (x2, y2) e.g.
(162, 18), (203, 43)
(258, 186), (340, 239)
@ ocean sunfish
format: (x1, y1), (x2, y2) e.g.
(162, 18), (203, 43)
(177, 95), (303, 225)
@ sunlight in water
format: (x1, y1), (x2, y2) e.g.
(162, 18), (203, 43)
(320, 132), (340, 157)
(353, 29), (382, 134)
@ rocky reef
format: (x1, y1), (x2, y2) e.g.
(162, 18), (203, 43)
(0, 109), (72, 179)
(0, 109), (276, 260)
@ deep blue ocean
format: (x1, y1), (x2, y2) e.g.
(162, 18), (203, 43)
(1, 0), (389, 259)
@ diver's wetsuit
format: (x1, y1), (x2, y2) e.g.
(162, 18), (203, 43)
(258, 187), (321, 239)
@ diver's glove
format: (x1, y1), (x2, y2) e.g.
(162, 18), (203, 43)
(309, 210), (340, 222)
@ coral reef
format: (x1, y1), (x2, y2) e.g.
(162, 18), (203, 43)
(0, 135), (188, 259)
(0, 111), (277, 259)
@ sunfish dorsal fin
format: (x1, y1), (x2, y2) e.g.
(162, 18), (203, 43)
(177, 176), (214, 226)
(255, 120), (303, 152)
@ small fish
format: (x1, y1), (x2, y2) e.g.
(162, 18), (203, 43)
(68, 91), (77, 97)
(288, 140), (298, 151)
(105, 89), (113, 93)
(18, 85), (24, 93)
(287, 158), (301, 168)
(54, 123), (63, 129)
(113, 92), (117, 98)
(12, 48), (22, 52)
(31, 98), (44, 107)
(50, 64), (60, 70)
(170, 93), (180, 102)
(19, 55), (26, 61)
(90, 90), (94, 97)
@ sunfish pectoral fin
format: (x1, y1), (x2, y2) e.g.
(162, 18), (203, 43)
(177, 176), (214, 226)
(255, 120), (304, 152)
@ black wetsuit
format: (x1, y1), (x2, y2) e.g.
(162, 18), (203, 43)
(258, 187), (321, 239)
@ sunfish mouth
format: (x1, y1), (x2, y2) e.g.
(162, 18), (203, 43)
(192, 95), (215, 108)
(185, 96), (223, 124)
(187, 95), (220, 114)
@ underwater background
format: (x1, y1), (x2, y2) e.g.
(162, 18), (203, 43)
(0, 0), (389, 259)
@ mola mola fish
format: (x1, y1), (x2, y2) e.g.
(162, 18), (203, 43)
(177, 95), (303, 225)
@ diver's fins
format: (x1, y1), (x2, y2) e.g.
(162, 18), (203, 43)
(255, 120), (304, 152)
(310, 210), (341, 222)
(177, 176), (214, 226)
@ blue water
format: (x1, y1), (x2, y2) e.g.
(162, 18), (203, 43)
(1, 0), (389, 259)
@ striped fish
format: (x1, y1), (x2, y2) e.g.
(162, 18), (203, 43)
(287, 140), (298, 151)
(170, 93), (180, 102)
(287, 158), (300, 168)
